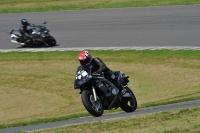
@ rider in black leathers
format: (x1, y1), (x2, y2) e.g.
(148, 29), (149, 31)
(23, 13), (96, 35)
(78, 50), (125, 93)
(78, 50), (112, 79)
(19, 19), (36, 44)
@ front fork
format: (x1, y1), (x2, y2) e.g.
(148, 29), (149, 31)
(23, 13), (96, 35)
(92, 86), (97, 102)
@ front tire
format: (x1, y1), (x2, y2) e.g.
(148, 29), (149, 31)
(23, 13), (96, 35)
(120, 87), (137, 112)
(46, 36), (56, 46)
(81, 89), (103, 117)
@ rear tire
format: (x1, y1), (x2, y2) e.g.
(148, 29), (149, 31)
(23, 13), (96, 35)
(120, 87), (137, 112)
(81, 89), (103, 117)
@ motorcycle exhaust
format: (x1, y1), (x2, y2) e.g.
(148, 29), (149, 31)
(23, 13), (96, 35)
(11, 40), (25, 46)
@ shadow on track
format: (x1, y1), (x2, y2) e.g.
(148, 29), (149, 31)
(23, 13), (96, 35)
(17, 43), (60, 49)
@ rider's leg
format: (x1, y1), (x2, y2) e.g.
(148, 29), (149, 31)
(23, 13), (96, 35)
(105, 71), (127, 95)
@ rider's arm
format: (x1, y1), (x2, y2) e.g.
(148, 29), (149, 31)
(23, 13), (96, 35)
(28, 23), (36, 27)
(93, 57), (106, 73)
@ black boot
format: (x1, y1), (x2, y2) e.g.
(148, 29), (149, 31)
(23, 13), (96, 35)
(24, 35), (33, 44)
(20, 36), (25, 43)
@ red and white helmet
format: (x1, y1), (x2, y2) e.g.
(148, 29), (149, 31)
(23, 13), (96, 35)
(78, 50), (92, 65)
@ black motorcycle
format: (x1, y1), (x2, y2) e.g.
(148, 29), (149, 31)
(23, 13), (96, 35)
(9, 21), (56, 47)
(74, 64), (137, 117)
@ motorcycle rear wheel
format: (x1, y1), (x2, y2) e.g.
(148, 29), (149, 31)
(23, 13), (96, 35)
(120, 87), (137, 112)
(81, 89), (103, 117)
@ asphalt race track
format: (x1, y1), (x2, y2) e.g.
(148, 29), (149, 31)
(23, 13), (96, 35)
(0, 5), (200, 49)
(0, 4), (200, 133)
(0, 100), (200, 133)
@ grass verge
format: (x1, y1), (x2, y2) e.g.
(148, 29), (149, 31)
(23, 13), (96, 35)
(0, 0), (200, 13)
(0, 50), (200, 128)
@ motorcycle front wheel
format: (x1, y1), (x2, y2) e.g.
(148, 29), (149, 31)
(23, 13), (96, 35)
(120, 87), (137, 112)
(46, 36), (56, 46)
(81, 89), (103, 117)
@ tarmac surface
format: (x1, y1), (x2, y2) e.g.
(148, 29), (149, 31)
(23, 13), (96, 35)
(0, 5), (200, 49)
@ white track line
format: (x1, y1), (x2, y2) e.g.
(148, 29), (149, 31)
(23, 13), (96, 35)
(0, 46), (200, 52)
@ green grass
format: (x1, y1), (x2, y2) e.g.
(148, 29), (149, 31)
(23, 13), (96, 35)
(0, 0), (200, 13)
(31, 107), (200, 133)
(0, 50), (200, 129)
